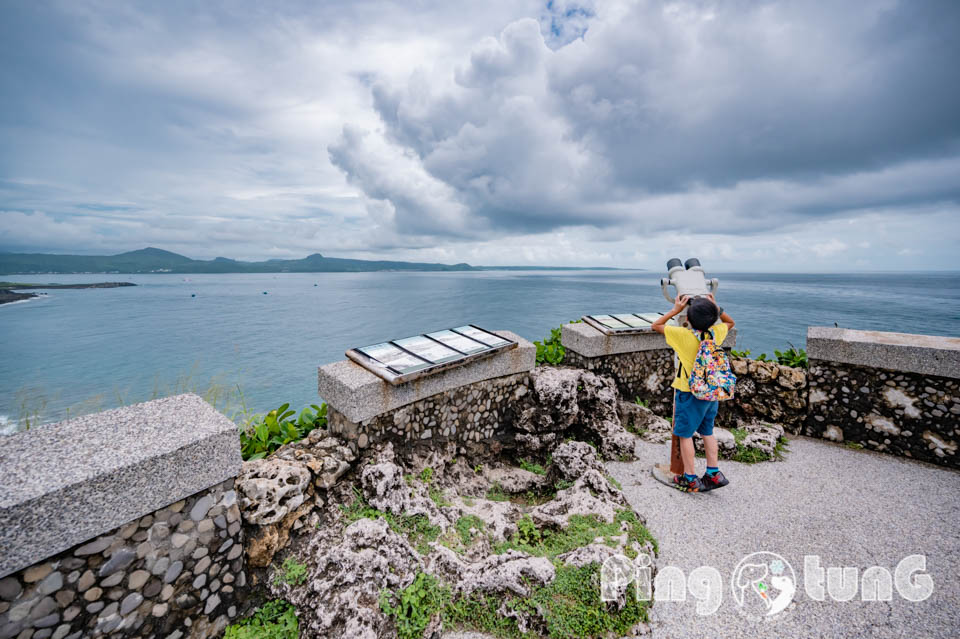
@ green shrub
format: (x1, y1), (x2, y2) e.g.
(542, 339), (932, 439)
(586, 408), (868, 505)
(380, 573), (446, 639)
(273, 557), (308, 587)
(534, 320), (581, 366)
(730, 346), (808, 368)
(633, 397), (649, 408)
(774, 345), (808, 368)
(239, 402), (327, 461)
(224, 599), (298, 639)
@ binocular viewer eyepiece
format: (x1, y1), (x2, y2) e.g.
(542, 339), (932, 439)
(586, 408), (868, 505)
(660, 256), (719, 303)
(666, 257), (700, 271)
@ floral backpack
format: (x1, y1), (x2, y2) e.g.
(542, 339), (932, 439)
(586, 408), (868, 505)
(687, 328), (737, 401)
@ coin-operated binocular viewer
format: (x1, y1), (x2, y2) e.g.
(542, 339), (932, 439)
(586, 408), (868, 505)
(660, 257), (718, 304)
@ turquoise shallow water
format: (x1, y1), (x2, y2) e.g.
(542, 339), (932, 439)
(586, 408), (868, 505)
(1, 270), (958, 431)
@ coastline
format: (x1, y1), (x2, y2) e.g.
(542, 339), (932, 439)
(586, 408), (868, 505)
(0, 281), (135, 306)
(0, 290), (38, 306)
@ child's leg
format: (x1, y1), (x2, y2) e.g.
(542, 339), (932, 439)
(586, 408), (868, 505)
(678, 436), (697, 475)
(671, 391), (701, 477)
(702, 434), (719, 469)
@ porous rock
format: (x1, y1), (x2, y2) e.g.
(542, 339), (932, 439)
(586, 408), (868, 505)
(517, 367), (636, 460)
(482, 467), (549, 493)
(273, 430), (358, 489)
(427, 546), (554, 598)
(454, 497), (522, 543)
(275, 518), (421, 639)
(245, 501), (314, 568)
(236, 458), (312, 525)
(550, 440), (604, 480)
(618, 401), (673, 443)
(530, 468), (627, 528)
(360, 461), (448, 530)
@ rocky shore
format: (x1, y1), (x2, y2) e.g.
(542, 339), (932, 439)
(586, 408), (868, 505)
(0, 282), (136, 306)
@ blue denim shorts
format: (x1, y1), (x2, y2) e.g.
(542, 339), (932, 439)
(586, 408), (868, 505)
(672, 390), (718, 438)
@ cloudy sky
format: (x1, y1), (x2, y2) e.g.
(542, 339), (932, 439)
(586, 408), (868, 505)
(1, 0), (958, 270)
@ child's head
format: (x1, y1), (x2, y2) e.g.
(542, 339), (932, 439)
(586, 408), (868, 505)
(686, 297), (718, 331)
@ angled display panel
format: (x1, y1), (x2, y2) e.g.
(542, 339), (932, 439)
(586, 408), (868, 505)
(393, 335), (463, 364)
(426, 329), (489, 354)
(347, 326), (518, 385)
(451, 325), (511, 347)
(357, 342), (431, 375)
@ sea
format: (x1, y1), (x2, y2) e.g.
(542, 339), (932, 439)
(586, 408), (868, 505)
(2, 270), (958, 434)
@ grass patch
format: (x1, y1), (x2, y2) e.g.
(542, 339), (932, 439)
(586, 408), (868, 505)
(272, 557), (308, 587)
(729, 434), (790, 464)
(486, 484), (509, 502)
(518, 458), (547, 476)
(429, 486), (452, 508)
(532, 563), (650, 638)
(384, 566), (651, 639)
(495, 510), (657, 558)
(224, 599), (298, 639)
(845, 441), (864, 450)
(605, 475), (622, 490)
(341, 487), (441, 554)
(455, 515), (486, 546)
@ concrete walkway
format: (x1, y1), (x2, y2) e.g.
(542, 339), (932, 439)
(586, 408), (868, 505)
(607, 436), (960, 639)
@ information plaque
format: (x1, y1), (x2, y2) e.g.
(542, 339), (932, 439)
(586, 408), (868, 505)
(582, 312), (678, 335)
(347, 325), (518, 385)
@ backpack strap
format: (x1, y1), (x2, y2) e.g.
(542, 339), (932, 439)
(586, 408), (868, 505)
(676, 329), (709, 379)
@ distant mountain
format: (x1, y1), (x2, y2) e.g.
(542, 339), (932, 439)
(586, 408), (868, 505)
(0, 248), (628, 274)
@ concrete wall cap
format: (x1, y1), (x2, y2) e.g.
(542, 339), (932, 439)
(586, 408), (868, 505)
(807, 326), (960, 379)
(0, 393), (241, 578)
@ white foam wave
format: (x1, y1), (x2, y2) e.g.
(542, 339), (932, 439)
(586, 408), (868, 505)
(0, 415), (20, 436)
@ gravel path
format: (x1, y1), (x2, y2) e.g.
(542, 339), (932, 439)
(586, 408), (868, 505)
(606, 436), (960, 639)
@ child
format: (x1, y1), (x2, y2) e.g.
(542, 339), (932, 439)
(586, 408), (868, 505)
(651, 293), (735, 492)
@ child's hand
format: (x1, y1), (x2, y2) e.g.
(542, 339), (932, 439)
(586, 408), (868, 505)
(672, 295), (690, 313)
(705, 293), (718, 308)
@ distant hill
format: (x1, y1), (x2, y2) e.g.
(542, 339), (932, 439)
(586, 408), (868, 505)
(0, 248), (627, 274)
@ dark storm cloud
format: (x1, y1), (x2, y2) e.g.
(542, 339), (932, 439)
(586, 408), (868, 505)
(330, 0), (960, 239)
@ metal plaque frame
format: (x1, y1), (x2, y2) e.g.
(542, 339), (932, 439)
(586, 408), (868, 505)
(346, 324), (518, 385)
(582, 312), (679, 335)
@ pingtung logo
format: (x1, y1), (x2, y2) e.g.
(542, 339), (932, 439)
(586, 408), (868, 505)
(731, 552), (797, 618)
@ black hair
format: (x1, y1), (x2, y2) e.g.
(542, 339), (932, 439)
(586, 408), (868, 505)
(687, 297), (719, 331)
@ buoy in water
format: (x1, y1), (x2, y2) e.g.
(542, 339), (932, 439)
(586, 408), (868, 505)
(191, 294), (196, 297)
(263, 291), (268, 295)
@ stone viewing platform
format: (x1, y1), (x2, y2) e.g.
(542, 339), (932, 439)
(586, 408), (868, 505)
(1, 322), (957, 639)
(0, 394), (244, 638)
(318, 330), (535, 448)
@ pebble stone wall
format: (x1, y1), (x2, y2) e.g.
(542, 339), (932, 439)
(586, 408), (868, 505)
(807, 361), (960, 468)
(328, 372), (531, 450)
(0, 479), (245, 639)
(563, 349), (676, 416)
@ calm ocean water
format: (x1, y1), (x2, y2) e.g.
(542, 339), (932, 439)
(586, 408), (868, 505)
(2, 270), (958, 432)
